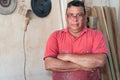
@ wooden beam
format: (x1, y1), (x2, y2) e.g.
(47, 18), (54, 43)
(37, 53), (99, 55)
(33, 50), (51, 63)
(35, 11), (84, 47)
(104, 6), (120, 80)
(95, 6), (116, 80)
(110, 7), (120, 76)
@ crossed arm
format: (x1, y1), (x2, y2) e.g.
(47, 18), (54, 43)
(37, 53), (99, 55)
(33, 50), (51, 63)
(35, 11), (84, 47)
(44, 53), (106, 72)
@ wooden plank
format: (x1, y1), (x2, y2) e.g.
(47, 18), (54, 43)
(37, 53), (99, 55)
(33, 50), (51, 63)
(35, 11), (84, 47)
(104, 6), (120, 80)
(118, 0), (120, 68)
(110, 7), (120, 77)
(110, 7), (120, 68)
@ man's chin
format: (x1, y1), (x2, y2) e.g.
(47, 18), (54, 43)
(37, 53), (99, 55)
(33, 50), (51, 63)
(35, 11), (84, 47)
(71, 26), (80, 29)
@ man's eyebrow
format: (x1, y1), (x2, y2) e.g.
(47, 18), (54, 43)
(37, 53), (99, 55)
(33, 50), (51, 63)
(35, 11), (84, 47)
(67, 12), (84, 14)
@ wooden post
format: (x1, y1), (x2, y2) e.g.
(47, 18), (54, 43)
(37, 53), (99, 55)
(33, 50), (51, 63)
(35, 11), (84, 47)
(95, 6), (116, 80)
(104, 6), (120, 80)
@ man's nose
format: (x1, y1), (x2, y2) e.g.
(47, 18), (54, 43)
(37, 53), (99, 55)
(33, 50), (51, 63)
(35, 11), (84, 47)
(72, 16), (78, 21)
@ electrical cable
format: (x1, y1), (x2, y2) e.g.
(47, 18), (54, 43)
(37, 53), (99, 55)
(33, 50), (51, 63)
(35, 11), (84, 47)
(23, 9), (32, 80)
(23, 31), (27, 80)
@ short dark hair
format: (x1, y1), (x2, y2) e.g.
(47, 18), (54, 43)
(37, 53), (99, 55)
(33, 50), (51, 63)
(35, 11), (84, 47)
(66, 0), (86, 14)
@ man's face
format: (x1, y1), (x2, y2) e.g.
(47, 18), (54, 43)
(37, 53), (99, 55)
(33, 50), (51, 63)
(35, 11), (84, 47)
(66, 6), (85, 32)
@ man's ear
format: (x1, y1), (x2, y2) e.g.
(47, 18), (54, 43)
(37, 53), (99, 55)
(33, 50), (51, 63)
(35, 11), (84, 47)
(83, 14), (87, 25)
(65, 14), (67, 21)
(84, 14), (87, 19)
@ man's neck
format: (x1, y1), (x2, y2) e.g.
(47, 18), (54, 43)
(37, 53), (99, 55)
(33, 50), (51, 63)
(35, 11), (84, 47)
(69, 28), (83, 38)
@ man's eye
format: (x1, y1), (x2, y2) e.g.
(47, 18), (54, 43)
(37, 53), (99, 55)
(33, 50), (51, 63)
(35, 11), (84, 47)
(69, 14), (73, 17)
(77, 14), (83, 17)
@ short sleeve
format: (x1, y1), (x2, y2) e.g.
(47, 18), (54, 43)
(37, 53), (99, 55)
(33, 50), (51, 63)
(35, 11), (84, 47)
(92, 31), (108, 54)
(44, 31), (59, 59)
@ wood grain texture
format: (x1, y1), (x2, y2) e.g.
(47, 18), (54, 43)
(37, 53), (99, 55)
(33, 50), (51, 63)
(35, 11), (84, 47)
(110, 7), (120, 64)
(110, 7), (120, 77)
(95, 6), (113, 80)
(104, 6), (120, 80)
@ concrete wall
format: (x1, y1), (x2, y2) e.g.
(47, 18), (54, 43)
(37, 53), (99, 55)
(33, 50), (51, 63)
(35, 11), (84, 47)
(0, 0), (63, 80)
(0, 0), (119, 80)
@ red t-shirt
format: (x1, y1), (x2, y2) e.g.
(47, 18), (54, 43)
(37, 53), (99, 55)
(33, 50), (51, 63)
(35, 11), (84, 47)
(44, 26), (108, 80)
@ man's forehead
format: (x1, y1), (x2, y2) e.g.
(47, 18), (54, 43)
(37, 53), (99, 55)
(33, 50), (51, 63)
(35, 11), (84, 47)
(66, 6), (84, 14)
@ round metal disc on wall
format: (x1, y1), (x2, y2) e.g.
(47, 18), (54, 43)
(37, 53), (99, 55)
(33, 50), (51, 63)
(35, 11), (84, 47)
(31, 0), (52, 18)
(0, 0), (17, 15)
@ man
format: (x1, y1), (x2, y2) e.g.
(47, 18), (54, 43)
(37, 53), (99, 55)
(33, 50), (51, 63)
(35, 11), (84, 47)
(44, 0), (108, 80)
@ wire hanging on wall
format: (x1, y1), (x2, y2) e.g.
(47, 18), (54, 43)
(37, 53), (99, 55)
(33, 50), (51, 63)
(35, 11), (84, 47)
(22, 9), (32, 80)
(23, 31), (27, 80)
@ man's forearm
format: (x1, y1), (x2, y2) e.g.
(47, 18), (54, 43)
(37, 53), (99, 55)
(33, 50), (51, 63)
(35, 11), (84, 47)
(44, 57), (80, 72)
(58, 53), (106, 69)
(44, 57), (93, 72)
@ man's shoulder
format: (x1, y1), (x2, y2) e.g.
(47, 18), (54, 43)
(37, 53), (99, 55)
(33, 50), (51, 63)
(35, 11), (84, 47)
(52, 29), (66, 35)
(87, 28), (103, 34)
(50, 29), (66, 37)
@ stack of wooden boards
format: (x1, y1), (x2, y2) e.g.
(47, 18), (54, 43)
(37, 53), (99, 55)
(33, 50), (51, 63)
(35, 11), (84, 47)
(87, 6), (120, 80)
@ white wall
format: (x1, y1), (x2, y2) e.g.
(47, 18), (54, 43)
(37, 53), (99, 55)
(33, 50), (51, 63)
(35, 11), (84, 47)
(0, 0), (119, 80)
(0, 0), (63, 80)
